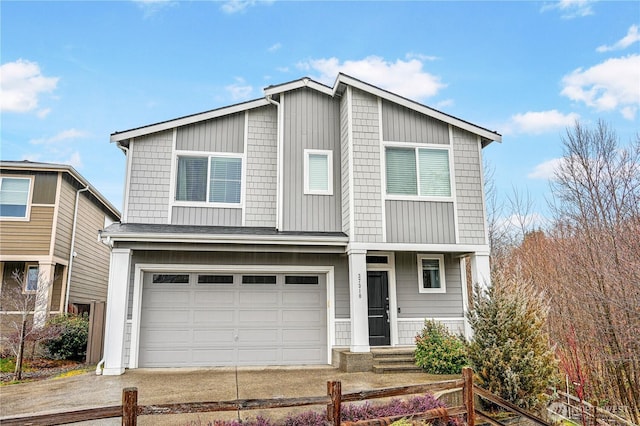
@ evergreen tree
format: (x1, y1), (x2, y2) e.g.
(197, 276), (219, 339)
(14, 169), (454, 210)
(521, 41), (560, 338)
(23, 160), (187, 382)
(467, 280), (558, 410)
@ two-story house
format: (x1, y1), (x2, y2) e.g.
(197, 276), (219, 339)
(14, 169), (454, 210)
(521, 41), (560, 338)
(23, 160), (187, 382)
(0, 161), (120, 359)
(100, 74), (500, 375)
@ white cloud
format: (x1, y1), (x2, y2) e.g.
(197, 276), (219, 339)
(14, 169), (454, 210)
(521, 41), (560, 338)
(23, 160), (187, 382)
(268, 43), (282, 53)
(0, 59), (58, 114)
(29, 128), (88, 145)
(506, 110), (580, 135)
(597, 25), (640, 52)
(541, 0), (595, 19)
(66, 151), (83, 169)
(225, 77), (253, 100)
(405, 52), (439, 62)
(435, 99), (454, 109)
(561, 54), (640, 120)
(528, 158), (564, 179)
(132, 0), (175, 17)
(297, 55), (446, 101)
(221, 0), (273, 14)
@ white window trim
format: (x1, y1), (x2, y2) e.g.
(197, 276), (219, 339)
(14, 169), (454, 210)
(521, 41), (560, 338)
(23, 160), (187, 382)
(172, 150), (245, 209)
(0, 175), (33, 221)
(417, 254), (446, 294)
(383, 141), (453, 202)
(304, 149), (333, 196)
(24, 264), (39, 294)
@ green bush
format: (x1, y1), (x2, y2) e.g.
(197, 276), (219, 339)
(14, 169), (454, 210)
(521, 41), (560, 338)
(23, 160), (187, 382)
(43, 314), (89, 361)
(467, 282), (559, 410)
(414, 319), (467, 374)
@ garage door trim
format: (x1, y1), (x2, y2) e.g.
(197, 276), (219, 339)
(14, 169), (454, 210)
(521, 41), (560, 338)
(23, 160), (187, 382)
(129, 263), (336, 368)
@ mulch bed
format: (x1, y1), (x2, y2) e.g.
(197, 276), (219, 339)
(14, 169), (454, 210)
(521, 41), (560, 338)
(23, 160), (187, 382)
(0, 358), (87, 383)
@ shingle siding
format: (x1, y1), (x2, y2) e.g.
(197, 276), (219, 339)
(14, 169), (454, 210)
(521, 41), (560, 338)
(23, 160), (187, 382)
(245, 106), (278, 227)
(340, 92), (351, 236)
(453, 127), (486, 244)
(127, 131), (173, 224)
(351, 89), (383, 242)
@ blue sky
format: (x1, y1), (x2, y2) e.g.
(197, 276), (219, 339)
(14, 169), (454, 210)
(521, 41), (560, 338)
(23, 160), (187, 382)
(2, 0), (639, 226)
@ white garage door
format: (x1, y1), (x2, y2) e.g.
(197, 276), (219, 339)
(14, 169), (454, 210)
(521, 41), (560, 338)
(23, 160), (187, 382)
(138, 271), (327, 367)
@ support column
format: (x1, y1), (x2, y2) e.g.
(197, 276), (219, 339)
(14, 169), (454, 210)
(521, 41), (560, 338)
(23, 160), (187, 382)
(470, 253), (491, 292)
(102, 248), (131, 375)
(348, 249), (369, 353)
(34, 261), (55, 328)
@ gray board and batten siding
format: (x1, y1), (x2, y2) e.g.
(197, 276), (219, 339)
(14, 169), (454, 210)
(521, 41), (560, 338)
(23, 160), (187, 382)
(381, 100), (449, 145)
(282, 88), (342, 233)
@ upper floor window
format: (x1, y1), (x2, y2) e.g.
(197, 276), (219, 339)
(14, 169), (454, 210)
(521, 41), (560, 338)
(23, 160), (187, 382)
(0, 177), (31, 219)
(304, 149), (333, 195)
(175, 154), (242, 205)
(385, 146), (451, 198)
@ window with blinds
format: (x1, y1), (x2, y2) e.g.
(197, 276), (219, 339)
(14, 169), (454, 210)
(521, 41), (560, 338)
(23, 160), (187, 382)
(175, 154), (242, 205)
(304, 149), (333, 195)
(0, 177), (31, 218)
(385, 146), (451, 198)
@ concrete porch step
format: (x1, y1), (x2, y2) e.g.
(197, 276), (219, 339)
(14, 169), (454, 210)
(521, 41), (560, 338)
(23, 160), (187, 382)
(372, 363), (424, 374)
(371, 347), (420, 374)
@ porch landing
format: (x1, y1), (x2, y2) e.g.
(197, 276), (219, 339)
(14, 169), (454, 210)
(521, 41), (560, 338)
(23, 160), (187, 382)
(333, 347), (421, 373)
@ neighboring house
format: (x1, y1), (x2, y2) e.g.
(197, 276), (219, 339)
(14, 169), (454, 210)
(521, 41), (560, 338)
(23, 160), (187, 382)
(0, 161), (120, 354)
(101, 74), (501, 375)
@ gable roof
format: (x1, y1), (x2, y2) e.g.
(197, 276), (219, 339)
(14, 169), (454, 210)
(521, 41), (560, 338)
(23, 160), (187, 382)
(111, 73), (501, 146)
(0, 160), (121, 220)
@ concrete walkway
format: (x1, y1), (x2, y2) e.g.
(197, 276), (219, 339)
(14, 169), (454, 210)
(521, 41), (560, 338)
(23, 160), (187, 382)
(0, 366), (454, 425)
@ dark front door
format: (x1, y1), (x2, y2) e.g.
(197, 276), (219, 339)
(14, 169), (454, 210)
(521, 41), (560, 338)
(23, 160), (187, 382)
(367, 271), (390, 346)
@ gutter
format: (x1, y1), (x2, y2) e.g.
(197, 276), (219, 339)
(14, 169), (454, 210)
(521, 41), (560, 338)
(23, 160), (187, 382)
(265, 94), (283, 231)
(64, 186), (89, 312)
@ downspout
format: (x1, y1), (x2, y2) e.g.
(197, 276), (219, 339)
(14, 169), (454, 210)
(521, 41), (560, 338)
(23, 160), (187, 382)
(64, 186), (89, 312)
(265, 94), (283, 231)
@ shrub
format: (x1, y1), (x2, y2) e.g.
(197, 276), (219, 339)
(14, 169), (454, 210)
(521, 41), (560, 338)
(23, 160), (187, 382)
(341, 394), (458, 426)
(414, 319), (468, 374)
(42, 314), (89, 361)
(467, 282), (559, 410)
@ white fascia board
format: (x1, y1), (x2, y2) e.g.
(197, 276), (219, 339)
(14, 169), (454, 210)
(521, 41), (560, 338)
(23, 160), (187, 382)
(334, 74), (502, 144)
(264, 78), (334, 97)
(347, 241), (490, 255)
(110, 98), (270, 143)
(103, 232), (349, 246)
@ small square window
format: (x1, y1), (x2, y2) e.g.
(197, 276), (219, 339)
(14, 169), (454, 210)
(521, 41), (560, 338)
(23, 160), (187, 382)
(25, 265), (39, 292)
(417, 255), (446, 293)
(304, 149), (333, 195)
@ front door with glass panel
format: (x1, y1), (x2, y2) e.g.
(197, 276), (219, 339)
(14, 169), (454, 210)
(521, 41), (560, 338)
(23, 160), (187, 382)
(367, 271), (390, 346)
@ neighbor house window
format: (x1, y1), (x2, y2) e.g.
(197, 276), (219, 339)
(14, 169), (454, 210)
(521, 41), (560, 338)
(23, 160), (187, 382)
(0, 177), (31, 219)
(304, 149), (333, 195)
(417, 254), (446, 293)
(25, 265), (39, 292)
(385, 146), (451, 198)
(176, 154), (242, 205)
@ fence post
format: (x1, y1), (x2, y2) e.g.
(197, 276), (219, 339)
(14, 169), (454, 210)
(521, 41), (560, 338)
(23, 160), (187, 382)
(327, 380), (342, 426)
(122, 387), (138, 426)
(462, 367), (475, 426)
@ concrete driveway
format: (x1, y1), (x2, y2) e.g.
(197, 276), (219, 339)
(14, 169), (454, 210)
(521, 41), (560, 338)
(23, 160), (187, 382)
(0, 366), (453, 425)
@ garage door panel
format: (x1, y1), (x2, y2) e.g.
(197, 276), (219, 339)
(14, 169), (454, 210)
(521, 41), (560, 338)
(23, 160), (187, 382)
(143, 290), (190, 307)
(193, 309), (235, 324)
(282, 309), (322, 323)
(141, 328), (191, 345)
(282, 328), (324, 343)
(239, 291), (278, 305)
(238, 348), (278, 363)
(194, 290), (235, 305)
(143, 309), (190, 324)
(239, 309), (278, 323)
(239, 328), (279, 343)
(282, 292), (322, 305)
(282, 347), (323, 363)
(139, 271), (327, 367)
(193, 329), (236, 343)
(193, 349), (236, 363)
